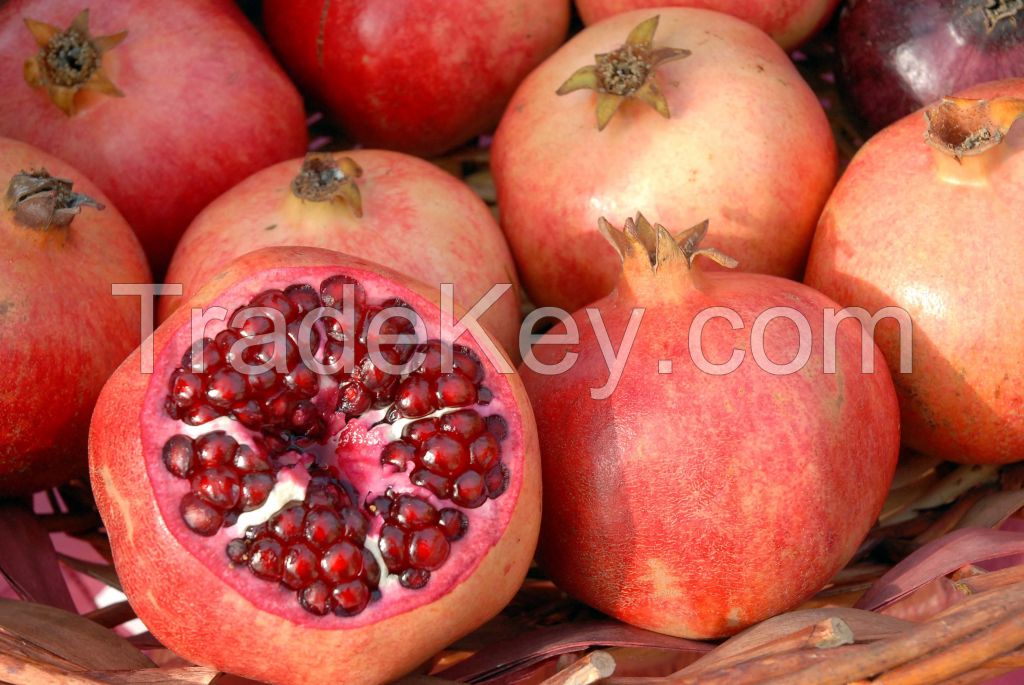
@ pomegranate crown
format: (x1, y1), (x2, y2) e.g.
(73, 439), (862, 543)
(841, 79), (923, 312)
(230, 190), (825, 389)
(4, 169), (103, 229)
(924, 96), (1024, 160)
(23, 9), (127, 116)
(598, 213), (737, 274)
(557, 16), (691, 131)
(291, 153), (364, 217)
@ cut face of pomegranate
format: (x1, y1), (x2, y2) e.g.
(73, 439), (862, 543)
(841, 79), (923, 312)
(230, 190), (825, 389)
(148, 270), (520, 620)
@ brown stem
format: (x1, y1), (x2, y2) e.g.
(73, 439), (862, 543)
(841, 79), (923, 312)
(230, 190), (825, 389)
(4, 169), (103, 229)
(290, 153), (364, 217)
(540, 651), (616, 685)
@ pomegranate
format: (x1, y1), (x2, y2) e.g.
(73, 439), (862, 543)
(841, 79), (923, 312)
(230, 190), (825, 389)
(576, 0), (840, 50)
(161, 151), (522, 357)
(0, 0), (308, 273)
(0, 137), (149, 495)
(262, 0), (570, 157)
(89, 246), (540, 685)
(805, 80), (1024, 465)
(839, 0), (1024, 133)
(492, 10), (836, 313)
(520, 215), (899, 638)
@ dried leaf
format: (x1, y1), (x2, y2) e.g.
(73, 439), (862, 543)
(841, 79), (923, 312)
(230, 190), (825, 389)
(58, 552), (123, 591)
(856, 528), (1024, 611)
(955, 489), (1024, 530)
(434, 621), (711, 683)
(0, 599), (152, 671)
(0, 503), (76, 611)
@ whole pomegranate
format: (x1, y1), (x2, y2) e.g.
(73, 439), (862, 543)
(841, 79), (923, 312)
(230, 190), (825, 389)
(262, 0), (570, 157)
(576, 0), (840, 49)
(90, 246), (540, 685)
(492, 10), (836, 314)
(805, 80), (1024, 465)
(520, 215), (899, 638)
(0, 137), (150, 495)
(0, 0), (308, 273)
(161, 151), (522, 357)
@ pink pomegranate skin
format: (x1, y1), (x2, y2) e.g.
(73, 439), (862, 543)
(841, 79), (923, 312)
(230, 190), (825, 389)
(492, 9), (837, 314)
(262, 0), (570, 157)
(576, 0), (840, 49)
(161, 150), (522, 356)
(0, 0), (308, 273)
(805, 80), (1024, 465)
(0, 137), (150, 495)
(89, 247), (540, 685)
(521, 220), (899, 638)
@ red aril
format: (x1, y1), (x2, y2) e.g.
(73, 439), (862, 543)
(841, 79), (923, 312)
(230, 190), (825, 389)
(492, 10), (836, 314)
(0, 0), (308, 273)
(520, 215), (899, 638)
(805, 80), (1024, 464)
(89, 247), (539, 685)
(0, 137), (150, 495)
(576, 0), (840, 49)
(161, 151), (522, 357)
(262, 0), (570, 157)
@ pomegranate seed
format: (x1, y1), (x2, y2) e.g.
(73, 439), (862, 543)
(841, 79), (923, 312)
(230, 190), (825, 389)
(290, 399), (318, 431)
(226, 538), (248, 564)
(179, 493), (224, 536)
(324, 339), (356, 373)
(285, 363), (319, 397)
(192, 466), (241, 509)
(245, 369), (279, 396)
(269, 503), (306, 542)
(485, 464), (510, 499)
(477, 387), (493, 404)
(304, 507), (343, 549)
(362, 553), (381, 585)
(486, 414), (509, 441)
(435, 373), (477, 407)
(395, 496), (438, 530)
(408, 528), (450, 571)
(402, 417), (440, 445)
(469, 433), (500, 471)
(415, 341), (446, 378)
(169, 370), (203, 408)
(263, 392), (294, 425)
(282, 542), (319, 590)
(320, 274), (366, 310)
(232, 445), (271, 472)
(248, 537), (284, 580)
(320, 541), (362, 582)
(164, 397), (182, 420)
(400, 568), (430, 589)
(452, 470), (487, 508)
(215, 328), (243, 362)
(453, 347), (484, 382)
(162, 435), (195, 478)
(441, 409), (486, 441)
(439, 509), (468, 541)
(238, 313), (276, 338)
(336, 381), (371, 415)
(353, 356), (394, 391)
(194, 432), (238, 468)
(285, 283), (321, 316)
(183, 403), (220, 426)
(381, 441), (415, 471)
(378, 525), (407, 571)
(239, 472), (274, 511)
(250, 288), (298, 323)
(420, 435), (469, 476)
(300, 580), (332, 616)
(231, 400), (263, 429)
(306, 473), (352, 508)
(182, 338), (223, 373)
(410, 469), (451, 498)
(394, 376), (435, 418)
(205, 368), (247, 409)
(332, 580), (370, 615)
(338, 507), (369, 542)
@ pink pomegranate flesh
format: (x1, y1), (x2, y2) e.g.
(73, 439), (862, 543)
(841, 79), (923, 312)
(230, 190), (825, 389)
(89, 247), (540, 685)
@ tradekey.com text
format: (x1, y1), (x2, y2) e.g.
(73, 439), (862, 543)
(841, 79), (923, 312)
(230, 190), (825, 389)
(113, 282), (913, 399)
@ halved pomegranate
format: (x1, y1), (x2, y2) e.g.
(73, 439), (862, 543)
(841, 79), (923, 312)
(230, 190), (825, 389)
(89, 247), (540, 685)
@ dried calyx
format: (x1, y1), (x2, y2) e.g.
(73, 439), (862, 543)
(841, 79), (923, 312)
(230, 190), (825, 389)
(291, 154), (364, 217)
(599, 213), (737, 272)
(981, 0), (1023, 31)
(23, 9), (126, 116)
(4, 169), (104, 229)
(558, 16), (690, 131)
(924, 96), (1024, 185)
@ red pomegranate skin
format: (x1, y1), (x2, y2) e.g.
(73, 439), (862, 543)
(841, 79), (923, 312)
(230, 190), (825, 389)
(161, 150), (523, 356)
(521, 221), (899, 638)
(0, 137), (150, 495)
(805, 79), (1024, 465)
(89, 247), (540, 685)
(0, 0), (308, 273)
(577, 0), (840, 49)
(262, 0), (570, 157)
(492, 9), (837, 314)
